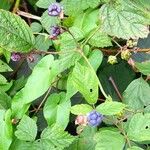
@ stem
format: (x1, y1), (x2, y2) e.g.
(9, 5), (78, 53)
(109, 76), (123, 101)
(35, 87), (51, 113)
(13, 0), (21, 13)
(17, 10), (41, 20)
(78, 50), (108, 99)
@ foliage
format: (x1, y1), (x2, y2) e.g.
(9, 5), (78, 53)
(0, 0), (150, 150)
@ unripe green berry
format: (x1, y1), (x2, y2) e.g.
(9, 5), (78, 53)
(126, 39), (137, 48)
(121, 50), (131, 61)
(108, 55), (118, 65)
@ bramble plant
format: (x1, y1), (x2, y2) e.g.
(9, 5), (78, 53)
(0, 0), (150, 150)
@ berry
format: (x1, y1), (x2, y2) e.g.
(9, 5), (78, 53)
(126, 39), (137, 48)
(11, 53), (21, 61)
(48, 3), (62, 16)
(121, 49), (131, 61)
(75, 115), (87, 126)
(108, 55), (118, 65)
(50, 26), (61, 38)
(87, 111), (103, 127)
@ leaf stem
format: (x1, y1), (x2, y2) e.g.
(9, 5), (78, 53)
(13, 0), (21, 13)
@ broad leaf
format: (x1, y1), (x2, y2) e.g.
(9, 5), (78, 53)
(94, 128), (125, 150)
(43, 92), (71, 129)
(127, 146), (144, 150)
(0, 59), (12, 72)
(62, 0), (101, 16)
(123, 78), (150, 110)
(100, 4), (149, 39)
(135, 61), (150, 75)
(0, 91), (11, 109)
(36, 0), (55, 8)
(126, 113), (150, 142)
(71, 104), (93, 115)
(71, 63), (99, 104)
(40, 125), (75, 150)
(0, 109), (13, 150)
(88, 30), (112, 48)
(11, 55), (56, 118)
(0, 10), (35, 52)
(15, 115), (37, 142)
(96, 101), (126, 115)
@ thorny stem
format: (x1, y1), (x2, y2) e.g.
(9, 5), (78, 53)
(13, 0), (21, 13)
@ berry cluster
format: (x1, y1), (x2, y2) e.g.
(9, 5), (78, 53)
(87, 111), (103, 127)
(11, 53), (21, 61)
(108, 55), (118, 65)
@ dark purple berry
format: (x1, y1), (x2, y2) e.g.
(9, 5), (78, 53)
(48, 3), (62, 16)
(50, 26), (61, 37)
(87, 111), (103, 127)
(11, 53), (21, 61)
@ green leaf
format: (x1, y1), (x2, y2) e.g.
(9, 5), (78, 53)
(96, 101), (126, 115)
(0, 109), (13, 150)
(36, 0), (55, 8)
(0, 10), (35, 52)
(30, 22), (42, 33)
(43, 92), (71, 129)
(94, 128), (125, 150)
(127, 146), (144, 150)
(88, 30), (112, 48)
(15, 115), (37, 142)
(126, 113), (150, 142)
(0, 74), (7, 85)
(0, 91), (11, 109)
(11, 55), (56, 118)
(41, 10), (60, 33)
(66, 126), (97, 150)
(135, 61), (150, 75)
(0, 59), (12, 72)
(88, 50), (103, 71)
(74, 9), (100, 35)
(40, 125), (75, 150)
(62, 0), (101, 16)
(100, 4), (149, 39)
(71, 104), (93, 115)
(123, 78), (150, 110)
(71, 63), (99, 104)
(0, 0), (13, 10)
(35, 35), (52, 51)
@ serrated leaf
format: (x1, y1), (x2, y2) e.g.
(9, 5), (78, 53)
(41, 10), (60, 33)
(126, 113), (150, 142)
(15, 115), (37, 142)
(94, 128), (125, 150)
(88, 30), (112, 48)
(71, 104), (93, 115)
(96, 101), (126, 115)
(135, 61), (150, 75)
(11, 55), (56, 118)
(0, 10), (35, 52)
(123, 78), (150, 110)
(36, 0), (55, 8)
(43, 92), (71, 129)
(100, 4), (149, 39)
(0, 59), (12, 72)
(0, 109), (13, 150)
(0, 74), (7, 85)
(71, 63), (99, 104)
(62, 0), (101, 16)
(41, 125), (75, 150)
